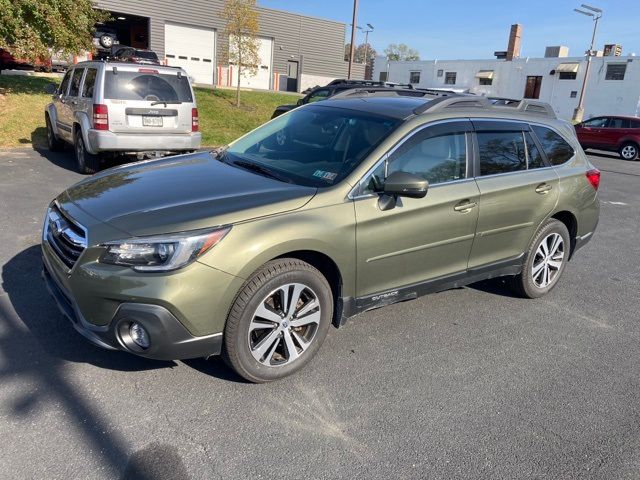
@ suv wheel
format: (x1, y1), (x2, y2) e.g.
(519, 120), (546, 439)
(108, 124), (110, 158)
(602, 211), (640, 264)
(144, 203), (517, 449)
(223, 259), (333, 383)
(74, 130), (100, 174)
(619, 142), (639, 161)
(45, 115), (64, 151)
(509, 219), (570, 299)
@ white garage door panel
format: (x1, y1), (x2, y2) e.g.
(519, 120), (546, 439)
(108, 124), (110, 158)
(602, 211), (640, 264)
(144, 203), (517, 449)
(230, 37), (273, 90)
(165, 23), (215, 85)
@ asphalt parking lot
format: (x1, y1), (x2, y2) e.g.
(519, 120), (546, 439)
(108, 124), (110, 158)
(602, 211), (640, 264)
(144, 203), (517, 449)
(0, 147), (639, 479)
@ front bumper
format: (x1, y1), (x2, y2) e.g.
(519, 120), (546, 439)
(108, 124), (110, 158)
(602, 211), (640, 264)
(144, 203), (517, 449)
(87, 129), (201, 153)
(42, 264), (222, 360)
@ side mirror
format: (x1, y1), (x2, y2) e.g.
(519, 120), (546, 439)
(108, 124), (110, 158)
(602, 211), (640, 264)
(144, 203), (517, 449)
(44, 83), (57, 95)
(383, 171), (429, 199)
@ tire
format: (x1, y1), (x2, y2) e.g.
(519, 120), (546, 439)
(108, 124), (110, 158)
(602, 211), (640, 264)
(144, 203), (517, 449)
(509, 219), (570, 299)
(74, 130), (100, 174)
(99, 34), (114, 49)
(45, 115), (64, 152)
(619, 142), (639, 161)
(223, 258), (333, 383)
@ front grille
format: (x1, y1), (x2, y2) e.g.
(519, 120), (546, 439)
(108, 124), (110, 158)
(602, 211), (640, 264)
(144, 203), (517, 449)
(44, 205), (87, 269)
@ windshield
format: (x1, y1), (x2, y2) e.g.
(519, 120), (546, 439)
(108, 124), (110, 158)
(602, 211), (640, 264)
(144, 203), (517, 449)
(104, 71), (193, 102)
(226, 105), (400, 187)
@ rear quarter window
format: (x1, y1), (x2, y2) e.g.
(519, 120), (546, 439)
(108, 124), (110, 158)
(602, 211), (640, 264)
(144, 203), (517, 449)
(103, 71), (193, 102)
(531, 125), (574, 166)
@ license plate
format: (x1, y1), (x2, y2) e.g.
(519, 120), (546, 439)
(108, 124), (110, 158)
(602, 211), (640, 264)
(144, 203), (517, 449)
(142, 116), (163, 127)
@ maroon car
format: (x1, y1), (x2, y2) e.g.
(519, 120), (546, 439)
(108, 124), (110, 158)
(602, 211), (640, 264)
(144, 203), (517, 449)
(575, 115), (640, 160)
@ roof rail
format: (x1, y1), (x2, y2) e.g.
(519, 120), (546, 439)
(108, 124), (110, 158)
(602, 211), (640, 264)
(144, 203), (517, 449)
(412, 95), (557, 118)
(331, 87), (451, 100)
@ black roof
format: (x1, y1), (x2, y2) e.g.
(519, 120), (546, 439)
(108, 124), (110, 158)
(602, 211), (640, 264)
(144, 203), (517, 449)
(315, 96), (433, 120)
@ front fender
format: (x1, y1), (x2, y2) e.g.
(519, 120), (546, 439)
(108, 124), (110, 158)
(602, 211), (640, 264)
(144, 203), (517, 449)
(45, 103), (60, 136)
(198, 202), (357, 298)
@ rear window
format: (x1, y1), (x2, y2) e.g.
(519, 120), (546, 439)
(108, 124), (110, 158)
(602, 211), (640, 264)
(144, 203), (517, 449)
(104, 71), (193, 102)
(531, 126), (575, 165)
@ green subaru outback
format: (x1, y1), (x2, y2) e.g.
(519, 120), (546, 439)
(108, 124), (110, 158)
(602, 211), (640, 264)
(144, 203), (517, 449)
(42, 93), (600, 382)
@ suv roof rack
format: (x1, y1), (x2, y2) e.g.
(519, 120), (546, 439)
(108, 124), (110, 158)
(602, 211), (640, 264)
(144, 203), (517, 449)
(331, 87), (452, 100)
(412, 95), (557, 118)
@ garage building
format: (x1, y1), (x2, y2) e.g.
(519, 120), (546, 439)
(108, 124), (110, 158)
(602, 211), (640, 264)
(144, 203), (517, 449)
(93, 0), (365, 92)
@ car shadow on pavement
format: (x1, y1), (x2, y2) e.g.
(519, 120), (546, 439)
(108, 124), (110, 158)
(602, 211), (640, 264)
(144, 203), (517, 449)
(466, 278), (521, 299)
(0, 245), (196, 477)
(31, 145), (79, 173)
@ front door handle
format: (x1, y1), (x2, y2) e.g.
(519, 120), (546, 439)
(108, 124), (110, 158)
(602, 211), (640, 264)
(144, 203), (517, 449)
(535, 183), (553, 194)
(454, 200), (477, 212)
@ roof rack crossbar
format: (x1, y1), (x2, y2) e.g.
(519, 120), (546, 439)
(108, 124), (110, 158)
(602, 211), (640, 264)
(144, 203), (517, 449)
(331, 87), (454, 101)
(412, 95), (557, 118)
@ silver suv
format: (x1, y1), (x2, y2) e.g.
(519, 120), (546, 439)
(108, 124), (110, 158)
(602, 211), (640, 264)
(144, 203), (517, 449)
(44, 61), (201, 173)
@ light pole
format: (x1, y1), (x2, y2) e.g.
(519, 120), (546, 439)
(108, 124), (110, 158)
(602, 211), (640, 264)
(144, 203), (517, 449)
(363, 23), (374, 79)
(347, 0), (359, 79)
(572, 4), (603, 122)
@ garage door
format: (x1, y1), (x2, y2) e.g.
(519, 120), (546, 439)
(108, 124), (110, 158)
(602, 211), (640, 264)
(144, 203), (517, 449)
(230, 37), (273, 90)
(165, 23), (215, 84)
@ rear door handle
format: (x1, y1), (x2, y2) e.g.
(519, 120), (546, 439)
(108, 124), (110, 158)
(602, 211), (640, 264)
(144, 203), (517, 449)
(535, 183), (553, 194)
(454, 200), (477, 212)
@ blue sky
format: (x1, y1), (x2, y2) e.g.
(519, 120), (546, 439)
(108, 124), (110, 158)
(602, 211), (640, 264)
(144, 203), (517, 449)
(259, 0), (640, 60)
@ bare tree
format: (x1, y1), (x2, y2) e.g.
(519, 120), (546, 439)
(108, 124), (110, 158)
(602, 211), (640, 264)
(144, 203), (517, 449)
(221, 0), (260, 107)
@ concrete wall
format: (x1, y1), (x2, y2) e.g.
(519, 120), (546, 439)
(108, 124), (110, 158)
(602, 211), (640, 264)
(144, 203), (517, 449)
(94, 0), (362, 90)
(374, 55), (640, 120)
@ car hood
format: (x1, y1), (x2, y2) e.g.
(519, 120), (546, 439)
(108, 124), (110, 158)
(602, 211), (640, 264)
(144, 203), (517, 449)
(61, 152), (317, 237)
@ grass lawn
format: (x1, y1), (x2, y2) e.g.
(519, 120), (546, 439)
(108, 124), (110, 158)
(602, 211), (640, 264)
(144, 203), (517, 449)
(0, 74), (299, 148)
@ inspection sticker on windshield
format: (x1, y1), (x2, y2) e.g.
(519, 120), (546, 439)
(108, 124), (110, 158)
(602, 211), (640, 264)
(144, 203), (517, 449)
(313, 170), (337, 181)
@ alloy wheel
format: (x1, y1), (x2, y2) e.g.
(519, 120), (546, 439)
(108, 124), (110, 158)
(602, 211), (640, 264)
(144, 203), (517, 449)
(248, 283), (321, 367)
(531, 233), (565, 288)
(621, 145), (638, 160)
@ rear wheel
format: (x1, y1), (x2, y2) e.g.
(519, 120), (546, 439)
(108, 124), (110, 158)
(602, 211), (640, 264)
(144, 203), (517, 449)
(619, 142), (639, 161)
(509, 219), (570, 299)
(74, 130), (100, 174)
(45, 115), (64, 151)
(223, 259), (333, 383)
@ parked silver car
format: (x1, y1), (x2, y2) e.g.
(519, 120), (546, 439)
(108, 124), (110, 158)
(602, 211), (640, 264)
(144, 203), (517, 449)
(45, 61), (201, 173)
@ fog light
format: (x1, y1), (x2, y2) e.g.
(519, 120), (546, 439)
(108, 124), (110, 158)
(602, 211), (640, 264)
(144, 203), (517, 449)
(129, 323), (150, 349)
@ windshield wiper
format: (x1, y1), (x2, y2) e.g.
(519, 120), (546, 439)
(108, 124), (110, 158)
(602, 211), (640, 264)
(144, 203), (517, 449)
(150, 100), (183, 106)
(231, 160), (291, 183)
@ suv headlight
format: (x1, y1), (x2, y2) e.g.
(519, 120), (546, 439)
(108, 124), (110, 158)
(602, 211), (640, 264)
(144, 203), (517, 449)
(100, 227), (230, 272)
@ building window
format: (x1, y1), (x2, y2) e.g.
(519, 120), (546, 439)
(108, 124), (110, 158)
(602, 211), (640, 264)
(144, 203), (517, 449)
(605, 64), (627, 80)
(379, 71), (388, 82)
(409, 71), (421, 84)
(437, 69), (443, 77)
(479, 77), (492, 85)
(444, 72), (457, 85)
(570, 91), (577, 98)
(559, 72), (577, 80)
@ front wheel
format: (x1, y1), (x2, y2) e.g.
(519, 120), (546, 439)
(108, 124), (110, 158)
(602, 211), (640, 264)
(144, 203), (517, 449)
(619, 142), (639, 161)
(74, 130), (100, 174)
(223, 259), (333, 383)
(509, 219), (570, 299)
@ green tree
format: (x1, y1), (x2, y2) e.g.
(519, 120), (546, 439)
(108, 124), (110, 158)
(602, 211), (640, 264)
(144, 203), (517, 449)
(384, 43), (420, 61)
(344, 43), (377, 67)
(221, 0), (260, 108)
(0, 0), (108, 65)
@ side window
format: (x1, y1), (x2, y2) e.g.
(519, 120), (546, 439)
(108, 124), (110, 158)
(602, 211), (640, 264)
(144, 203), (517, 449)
(582, 117), (608, 128)
(387, 131), (467, 185)
(81, 68), (97, 98)
(531, 126), (575, 166)
(607, 118), (629, 129)
(477, 131), (526, 175)
(68, 68), (84, 97)
(631, 120), (640, 129)
(524, 132), (545, 169)
(306, 89), (330, 104)
(59, 70), (72, 95)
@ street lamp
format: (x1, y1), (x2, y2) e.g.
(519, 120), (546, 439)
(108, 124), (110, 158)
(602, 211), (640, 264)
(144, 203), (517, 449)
(572, 3), (603, 122)
(363, 24), (374, 79)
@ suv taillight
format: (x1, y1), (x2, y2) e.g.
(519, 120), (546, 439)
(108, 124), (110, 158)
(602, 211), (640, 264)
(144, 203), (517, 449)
(191, 108), (199, 132)
(93, 104), (109, 131)
(586, 168), (600, 190)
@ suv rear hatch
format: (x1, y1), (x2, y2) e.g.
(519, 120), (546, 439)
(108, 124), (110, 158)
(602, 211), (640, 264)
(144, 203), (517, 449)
(102, 65), (195, 134)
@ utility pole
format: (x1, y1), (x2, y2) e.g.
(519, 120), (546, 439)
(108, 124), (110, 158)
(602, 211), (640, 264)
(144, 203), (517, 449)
(573, 4), (603, 122)
(347, 0), (359, 79)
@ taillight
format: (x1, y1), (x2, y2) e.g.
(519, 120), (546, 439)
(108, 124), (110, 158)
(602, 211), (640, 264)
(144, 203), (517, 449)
(586, 168), (600, 190)
(191, 108), (199, 132)
(93, 104), (109, 131)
